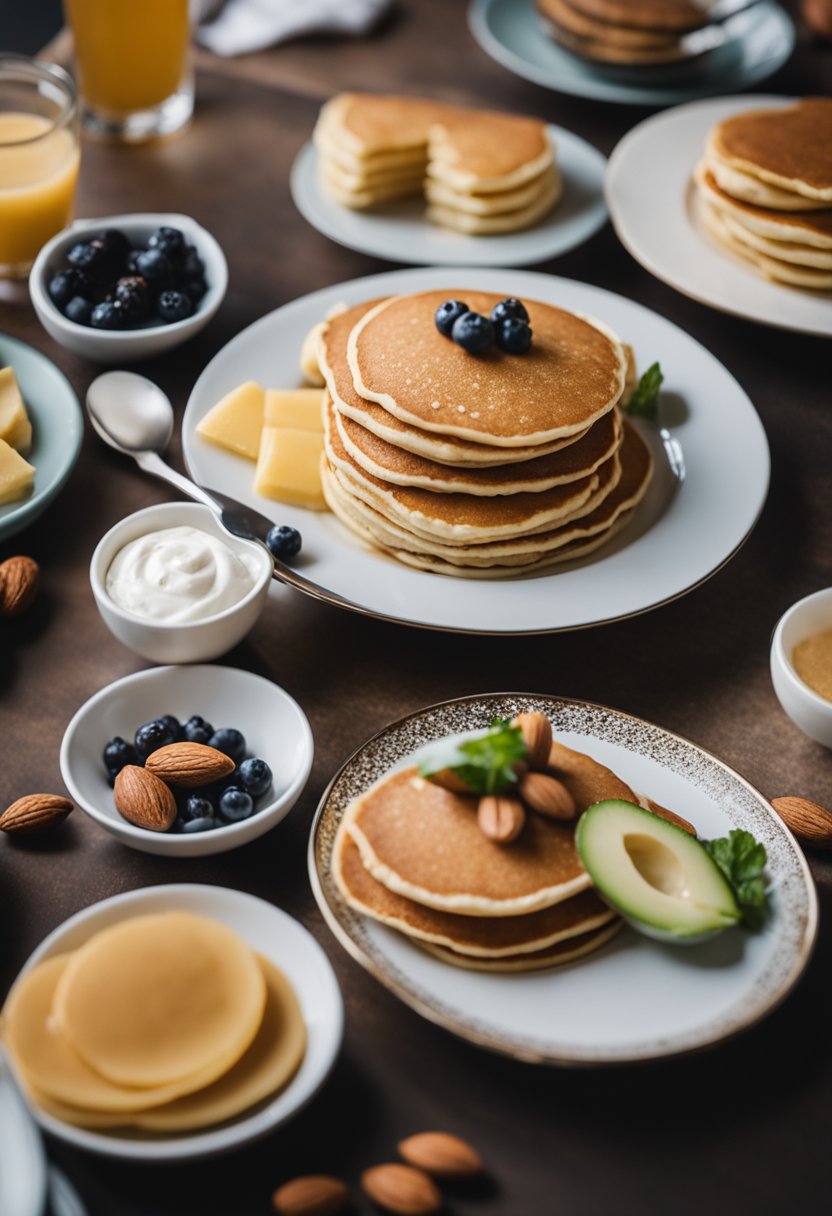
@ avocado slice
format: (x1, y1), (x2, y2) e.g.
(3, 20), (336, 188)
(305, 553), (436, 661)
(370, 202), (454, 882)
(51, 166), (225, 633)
(576, 800), (741, 944)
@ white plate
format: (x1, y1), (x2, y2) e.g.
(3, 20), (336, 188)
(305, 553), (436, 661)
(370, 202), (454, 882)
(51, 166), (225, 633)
(468, 0), (794, 107)
(183, 266), (769, 634)
(606, 95), (832, 338)
(0, 1057), (47, 1216)
(309, 693), (818, 1065)
(289, 125), (607, 267)
(7, 884), (343, 1160)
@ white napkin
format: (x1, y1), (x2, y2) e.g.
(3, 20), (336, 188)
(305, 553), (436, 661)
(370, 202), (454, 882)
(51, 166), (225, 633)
(197, 0), (393, 57)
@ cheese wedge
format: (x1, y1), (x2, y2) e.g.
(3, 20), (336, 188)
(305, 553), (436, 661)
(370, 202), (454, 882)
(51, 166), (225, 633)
(197, 381), (265, 461)
(299, 322), (326, 386)
(0, 367), (32, 456)
(264, 389), (325, 432)
(0, 438), (35, 505)
(254, 427), (326, 509)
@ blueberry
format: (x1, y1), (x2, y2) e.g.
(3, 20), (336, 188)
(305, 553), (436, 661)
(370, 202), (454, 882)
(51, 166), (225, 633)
(103, 736), (139, 776)
(48, 268), (92, 308)
(265, 525), (302, 562)
(182, 794), (215, 822)
(158, 713), (183, 741)
(239, 757), (272, 799)
(113, 275), (152, 322)
(182, 814), (221, 833)
(157, 290), (194, 323)
(66, 238), (112, 281)
(148, 226), (186, 262)
(496, 317), (532, 355)
(451, 311), (495, 355)
(134, 718), (175, 759)
(135, 248), (172, 287)
(208, 728), (246, 764)
(126, 248), (142, 275)
(490, 297), (529, 326)
(90, 300), (125, 330)
(434, 299), (469, 338)
(180, 244), (205, 278)
(181, 275), (207, 305)
(65, 296), (94, 326)
(218, 787), (254, 823)
(183, 714), (214, 744)
(99, 227), (130, 261)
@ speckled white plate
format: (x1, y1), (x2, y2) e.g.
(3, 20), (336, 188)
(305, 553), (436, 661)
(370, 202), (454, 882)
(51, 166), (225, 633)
(309, 693), (817, 1066)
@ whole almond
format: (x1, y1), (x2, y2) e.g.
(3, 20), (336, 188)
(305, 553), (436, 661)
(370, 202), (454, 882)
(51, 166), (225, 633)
(426, 767), (472, 795)
(477, 795), (525, 844)
(144, 742), (235, 788)
(518, 771), (577, 820)
(0, 794), (72, 834)
(514, 711), (552, 770)
(644, 798), (696, 837)
(361, 1164), (441, 1216)
(272, 1175), (349, 1216)
(772, 796), (832, 848)
(0, 555), (39, 617)
(398, 1131), (483, 1179)
(114, 766), (177, 831)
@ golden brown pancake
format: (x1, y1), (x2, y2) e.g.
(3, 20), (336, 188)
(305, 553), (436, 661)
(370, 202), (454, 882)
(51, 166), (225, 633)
(701, 202), (832, 289)
(545, 21), (689, 64)
(315, 93), (453, 158)
(696, 164), (832, 250)
(421, 921), (622, 971)
(710, 100), (832, 201)
(547, 738), (636, 804)
(347, 291), (627, 446)
(426, 175), (562, 235)
(560, 0), (710, 31)
(427, 109), (554, 193)
(424, 166), (560, 216)
(538, 0), (682, 48)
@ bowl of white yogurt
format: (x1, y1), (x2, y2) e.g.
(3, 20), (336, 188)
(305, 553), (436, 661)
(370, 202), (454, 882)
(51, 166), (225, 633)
(90, 502), (273, 663)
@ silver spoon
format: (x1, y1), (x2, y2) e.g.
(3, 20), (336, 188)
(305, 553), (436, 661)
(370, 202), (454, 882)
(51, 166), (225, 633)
(86, 371), (354, 610)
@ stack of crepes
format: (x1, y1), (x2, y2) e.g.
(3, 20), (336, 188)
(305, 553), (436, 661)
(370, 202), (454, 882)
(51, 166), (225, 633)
(317, 289), (653, 578)
(331, 738), (662, 972)
(695, 98), (832, 291)
(313, 93), (561, 234)
(536, 0), (720, 66)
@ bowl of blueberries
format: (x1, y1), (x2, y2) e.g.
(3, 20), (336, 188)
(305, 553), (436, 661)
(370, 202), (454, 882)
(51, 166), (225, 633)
(60, 664), (314, 856)
(30, 213), (228, 363)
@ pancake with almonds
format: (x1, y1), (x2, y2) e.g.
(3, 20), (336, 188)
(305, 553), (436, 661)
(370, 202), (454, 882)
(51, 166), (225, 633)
(709, 100), (832, 202)
(421, 921), (622, 971)
(347, 291), (627, 446)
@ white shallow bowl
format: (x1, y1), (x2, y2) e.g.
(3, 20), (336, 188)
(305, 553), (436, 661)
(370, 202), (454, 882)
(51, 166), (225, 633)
(90, 502), (273, 664)
(771, 588), (832, 749)
(5, 884), (343, 1160)
(60, 664), (314, 856)
(29, 212), (228, 363)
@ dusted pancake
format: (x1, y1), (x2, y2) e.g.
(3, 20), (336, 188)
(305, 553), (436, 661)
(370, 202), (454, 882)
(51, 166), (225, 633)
(710, 100), (832, 202)
(422, 921), (622, 971)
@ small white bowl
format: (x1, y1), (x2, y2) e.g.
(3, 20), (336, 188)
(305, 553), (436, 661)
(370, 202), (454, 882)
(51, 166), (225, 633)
(771, 587), (832, 749)
(90, 502), (272, 664)
(29, 212), (227, 363)
(60, 664), (313, 856)
(5, 884), (343, 1160)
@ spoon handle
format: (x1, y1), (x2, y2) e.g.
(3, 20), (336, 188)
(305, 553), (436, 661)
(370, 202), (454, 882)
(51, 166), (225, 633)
(133, 450), (220, 511)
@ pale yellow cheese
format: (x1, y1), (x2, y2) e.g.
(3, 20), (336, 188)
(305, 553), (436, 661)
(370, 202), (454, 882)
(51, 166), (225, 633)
(254, 427), (327, 509)
(0, 438), (35, 505)
(299, 321), (326, 386)
(0, 367), (32, 455)
(264, 388), (325, 432)
(196, 380), (265, 461)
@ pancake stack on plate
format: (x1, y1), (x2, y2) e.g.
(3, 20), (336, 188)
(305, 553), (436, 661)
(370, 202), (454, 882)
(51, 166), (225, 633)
(536, 0), (720, 66)
(317, 289), (653, 578)
(313, 93), (561, 234)
(695, 98), (832, 291)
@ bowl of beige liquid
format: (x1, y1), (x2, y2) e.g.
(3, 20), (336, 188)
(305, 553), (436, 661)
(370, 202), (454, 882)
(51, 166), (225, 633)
(771, 588), (832, 749)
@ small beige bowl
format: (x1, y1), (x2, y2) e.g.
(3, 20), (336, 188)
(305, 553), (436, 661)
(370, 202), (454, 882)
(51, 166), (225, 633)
(90, 502), (272, 663)
(771, 588), (832, 749)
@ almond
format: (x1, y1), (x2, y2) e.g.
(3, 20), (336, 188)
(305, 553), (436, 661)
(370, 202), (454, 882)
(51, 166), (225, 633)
(514, 711), (552, 770)
(272, 1175), (349, 1216)
(0, 555), (39, 617)
(644, 798), (696, 837)
(144, 742), (235, 788)
(360, 1164), (441, 1215)
(426, 767), (472, 795)
(0, 794), (72, 834)
(518, 771), (576, 820)
(477, 794), (525, 844)
(114, 766), (177, 832)
(398, 1131), (483, 1179)
(772, 796), (832, 848)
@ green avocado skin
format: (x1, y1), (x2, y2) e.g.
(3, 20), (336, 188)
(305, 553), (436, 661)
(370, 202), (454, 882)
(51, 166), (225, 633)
(576, 799), (740, 944)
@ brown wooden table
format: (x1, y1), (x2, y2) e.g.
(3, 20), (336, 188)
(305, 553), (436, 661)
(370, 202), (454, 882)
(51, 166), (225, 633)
(2, 4), (831, 1213)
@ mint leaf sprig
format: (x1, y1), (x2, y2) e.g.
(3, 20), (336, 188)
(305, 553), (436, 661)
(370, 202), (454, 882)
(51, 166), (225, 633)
(703, 829), (769, 931)
(419, 717), (528, 797)
(624, 361), (663, 421)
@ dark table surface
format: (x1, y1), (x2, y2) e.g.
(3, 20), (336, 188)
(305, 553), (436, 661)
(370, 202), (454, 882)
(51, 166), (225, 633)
(2, 3), (831, 1213)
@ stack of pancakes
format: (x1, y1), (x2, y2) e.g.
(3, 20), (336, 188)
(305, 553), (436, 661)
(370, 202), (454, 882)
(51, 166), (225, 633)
(314, 93), (560, 235)
(317, 289), (653, 578)
(537, 0), (719, 66)
(331, 738), (654, 971)
(695, 99), (832, 291)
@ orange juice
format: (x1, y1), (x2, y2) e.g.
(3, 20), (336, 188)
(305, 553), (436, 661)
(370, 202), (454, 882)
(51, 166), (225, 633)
(0, 113), (80, 273)
(65, 0), (191, 115)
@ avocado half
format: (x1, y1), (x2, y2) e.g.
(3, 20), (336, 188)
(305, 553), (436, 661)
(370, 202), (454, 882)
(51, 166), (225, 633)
(576, 800), (740, 944)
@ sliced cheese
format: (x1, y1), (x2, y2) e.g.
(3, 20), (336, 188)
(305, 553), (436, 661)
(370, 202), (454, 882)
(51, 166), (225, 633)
(264, 389), (325, 432)
(299, 321), (326, 386)
(0, 438), (35, 505)
(197, 381), (265, 461)
(254, 427), (327, 509)
(0, 367), (32, 455)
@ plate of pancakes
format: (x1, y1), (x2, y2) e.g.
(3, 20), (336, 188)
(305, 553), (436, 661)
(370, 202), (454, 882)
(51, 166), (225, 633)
(308, 693), (818, 1065)
(184, 266), (768, 634)
(606, 96), (832, 337)
(468, 0), (794, 107)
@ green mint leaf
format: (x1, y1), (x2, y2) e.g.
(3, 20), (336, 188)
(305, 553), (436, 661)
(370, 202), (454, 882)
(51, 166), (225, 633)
(624, 361), (664, 420)
(419, 720), (528, 797)
(703, 829), (769, 931)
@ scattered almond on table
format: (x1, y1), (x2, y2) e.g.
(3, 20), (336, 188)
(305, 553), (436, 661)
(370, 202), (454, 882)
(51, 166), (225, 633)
(771, 796), (832, 848)
(0, 555), (39, 617)
(398, 1131), (484, 1178)
(272, 1174), (350, 1216)
(0, 793), (72, 834)
(361, 1163), (442, 1215)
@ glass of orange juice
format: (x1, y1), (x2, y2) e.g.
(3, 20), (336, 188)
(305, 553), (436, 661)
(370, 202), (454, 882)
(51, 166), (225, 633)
(64, 0), (193, 142)
(0, 56), (80, 280)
